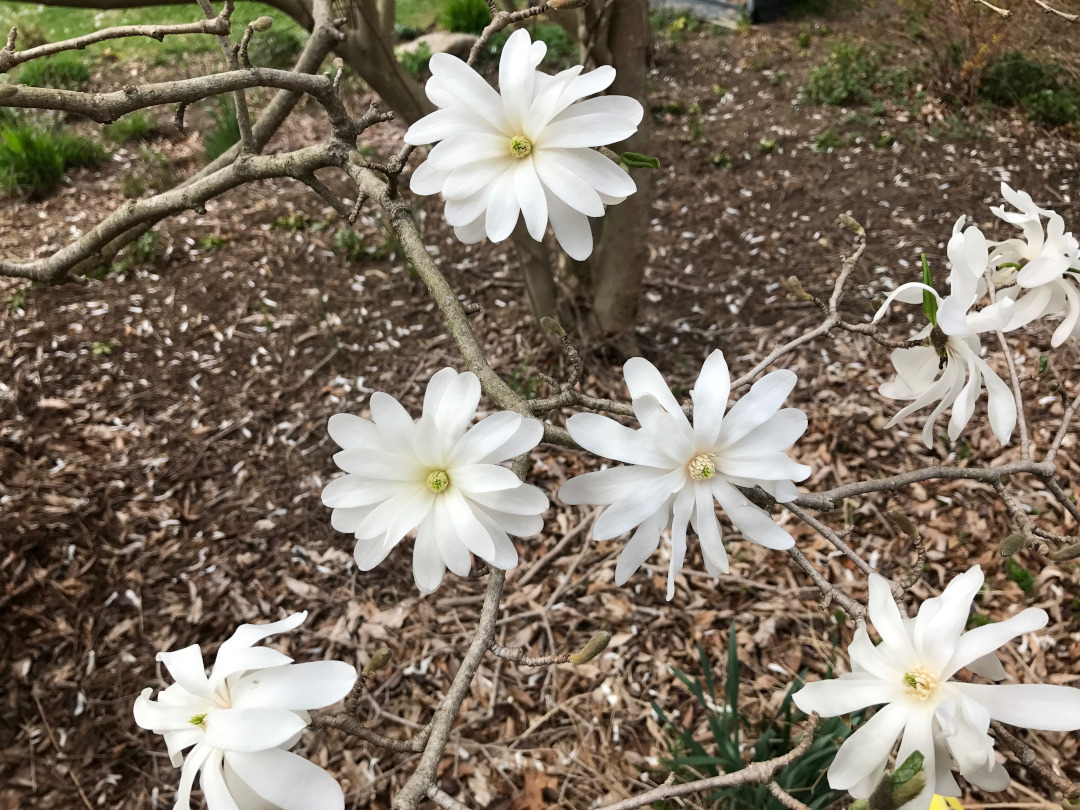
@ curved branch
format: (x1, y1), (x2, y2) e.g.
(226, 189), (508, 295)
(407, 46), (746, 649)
(599, 714), (821, 810)
(0, 144), (342, 281)
(0, 16), (229, 72)
(793, 461), (1054, 511)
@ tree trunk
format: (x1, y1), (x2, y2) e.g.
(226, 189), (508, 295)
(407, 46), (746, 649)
(511, 0), (653, 351)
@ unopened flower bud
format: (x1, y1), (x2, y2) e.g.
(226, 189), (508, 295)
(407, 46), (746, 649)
(251, 15), (274, 31)
(0, 85), (16, 100)
(569, 631), (611, 664)
(784, 275), (812, 301)
(548, 0), (590, 8)
(540, 316), (566, 337)
(999, 532), (1026, 557)
(333, 57), (344, 70)
(362, 647), (393, 675)
(889, 770), (926, 807)
(887, 510), (919, 540)
(838, 213), (864, 236)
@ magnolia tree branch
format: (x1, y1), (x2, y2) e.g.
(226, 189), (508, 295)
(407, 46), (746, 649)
(598, 714), (822, 810)
(991, 721), (1080, 800)
(0, 14), (230, 72)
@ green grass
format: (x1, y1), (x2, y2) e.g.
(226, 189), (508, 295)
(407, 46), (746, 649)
(438, 0), (491, 35)
(106, 111), (158, 144)
(0, 122), (106, 198)
(203, 96), (241, 161)
(16, 51), (91, 89)
(980, 52), (1080, 128)
(2, 2), (303, 64)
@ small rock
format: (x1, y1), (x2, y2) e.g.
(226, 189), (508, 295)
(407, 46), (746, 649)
(394, 32), (478, 61)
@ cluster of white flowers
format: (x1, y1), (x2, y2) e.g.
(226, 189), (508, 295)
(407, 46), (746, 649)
(876, 184), (1080, 447)
(132, 27), (1080, 810)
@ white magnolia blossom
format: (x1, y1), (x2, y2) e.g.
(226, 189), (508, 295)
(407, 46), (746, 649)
(875, 218), (1016, 447)
(134, 612), (356, 810)
(404, 28), (644, 260)
(559, 350), (810, 600)
(322, 368), (547, 593)
(793, 566), (1080, 810)
(989, 183), (1080, 346)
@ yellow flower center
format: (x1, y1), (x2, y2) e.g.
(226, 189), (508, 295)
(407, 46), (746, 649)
(688, 453), (716, 481)
(427, 470), (450, 493)
(509, 135), (532, 159)
(902, 667), (938, 699)
(189, 712), (207, 726)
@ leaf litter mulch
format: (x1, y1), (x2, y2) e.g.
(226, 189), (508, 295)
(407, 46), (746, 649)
(2, 13), (1080, 810)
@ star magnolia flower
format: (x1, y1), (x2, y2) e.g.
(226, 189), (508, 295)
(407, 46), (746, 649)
(403, 28), (644, 260)
(558, 350), (810, 600)
(792, 566), (1080, 810)
(875, 218), (1016, 448)
(989, 183), (1080, 346)
(322, 368), (547, 594)
(134, 612), (356, 810)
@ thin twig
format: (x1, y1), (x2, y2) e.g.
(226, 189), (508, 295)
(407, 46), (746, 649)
(599, 715), (821, 810)
(992, 721), (1080, 799)
(767, 781), (812, 810)
(427, 786), (476, 810)
(1029, 0), (1077, 19)
(975, 0), (1014, 17)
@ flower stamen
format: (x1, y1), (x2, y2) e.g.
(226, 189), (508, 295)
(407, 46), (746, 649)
(189, 712), (207, 726)
(688, 453), (716, 481)
(508, 135), (532, 159)
(902, 667), (938, 699)
(427, 470), (450, 493)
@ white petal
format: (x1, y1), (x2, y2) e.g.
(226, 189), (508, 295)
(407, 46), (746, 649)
(867, 573), (919, 667)
(451, 463), (522, 493)
(593, 468), (685, 540)
(715, 452), (810, 485)
(533, 151), (605, 216)
(485, 164), (521, 242)
(689, 350), (730, 449)
(369, 391), (416, 445)
(665, 487), (695, 600)
(537, 146), (637, 198)
(895, 708), (938, 810)
(717, 370), (797, 448)
(425, 133), (514, 172)
(554, 65), (615, 110)
(326, 413), (380, 450)
(623, 357), (687, 422)
(331, 505), (373, 535)
(354, 486), (434, 547)
(515, 158), (549, 241)
(949, 682), (1080, 731)
(971, 355), (1017, 444)
(912, 565), (983, 675)
(827, 702), (910, 790)
(332, 447), (422, 480)
(426, 369), (480, 442)
(203, 708), (307, 752)
(442, 487), (497, 561)
(177, 743), (215, 810)
(691, 484), (728, 575)
(565, 412), (673, 467)
(442, 158), (513, 202)
(792, 673), (904, 716)
(413, 516), (447, 594)
(157, 645), (210, 700)
(209, 613), (306, 687)
(231, 662), (357, 711)
(430, 506), (473, 577)
(541, 96), (644, 147)
(722, 408), (807, 456)
(226, 747), (344, 810)
(425, 52), (510, 132)
(559, 464), (672, 506)
(470, 506), (520, 569)
(848, 626), (900, 681)
(614, 506), (667, 585)
(404, 107), (499, 145)
(498, 29), (536, 130)
(353, 532), (399, 571)
(633, 394), (694, 463)
(474, 505), (542, 538)
(465, 482), (548, 516)
(711, 478), (794, 550)
(201, 749), (241, 810)
(545, 187), (593, 259)
(321, 475), (402, 509)
(409, 159), (451, 196)
(448, 411), (525, 467)
(943, 607), (1047, 680)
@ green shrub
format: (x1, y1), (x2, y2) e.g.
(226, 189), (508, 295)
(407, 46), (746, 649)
(106, 111), (158, 144)
(248, 26), (305, 69)
(803, 40), (879, 105)
(203, 97), (241, 161)
(0, 122), (105, 198)
(438, 0), (492, 35)
(398, 42), (433, 81)
(17, 52), (91, 90)
(12, 21), (48, 51)
(654, 626), (858, 810)
(979, 52), (1080, 128)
